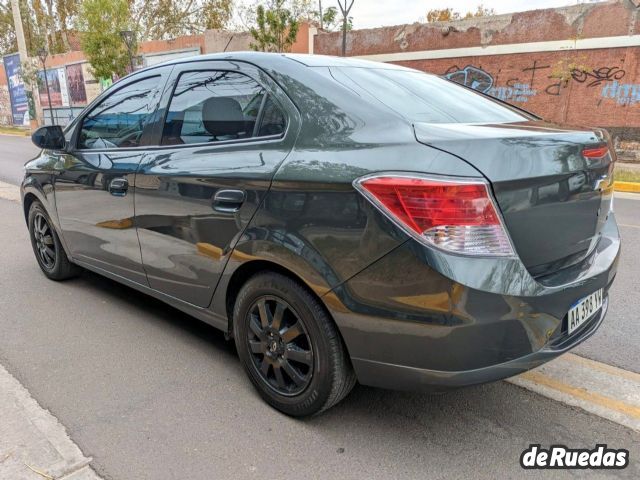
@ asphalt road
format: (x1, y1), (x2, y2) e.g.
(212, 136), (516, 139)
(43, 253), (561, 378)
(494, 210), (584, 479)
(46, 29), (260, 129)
(0, 198), (638, 479)
(0, 134), (40, 185)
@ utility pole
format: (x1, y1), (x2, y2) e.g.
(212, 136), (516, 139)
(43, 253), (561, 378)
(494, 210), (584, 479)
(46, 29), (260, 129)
(10, 0), (28, 61)
(337, 0), (354, 57)
(37, 48), (55, 125)
(10, 0), (34, 126)
(319, 0), (323, 30)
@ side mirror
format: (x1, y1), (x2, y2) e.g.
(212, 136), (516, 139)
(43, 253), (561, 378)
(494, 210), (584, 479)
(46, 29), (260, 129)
(31, 125), (66, 150)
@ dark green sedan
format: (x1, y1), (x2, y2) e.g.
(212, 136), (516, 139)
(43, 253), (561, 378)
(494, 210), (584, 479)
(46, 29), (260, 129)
(23, 53), (619, 416)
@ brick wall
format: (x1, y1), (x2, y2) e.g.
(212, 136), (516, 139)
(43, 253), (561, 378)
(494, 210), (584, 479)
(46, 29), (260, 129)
(315, 0), (640, 161)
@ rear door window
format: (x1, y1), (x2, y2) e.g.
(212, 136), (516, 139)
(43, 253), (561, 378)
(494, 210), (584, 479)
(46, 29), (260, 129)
(161, 70), (287, 146)
(78, 76), (161, 149)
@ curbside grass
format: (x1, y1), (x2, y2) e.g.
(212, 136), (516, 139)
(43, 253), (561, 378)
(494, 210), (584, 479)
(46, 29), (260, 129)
(614, 166), (640, 193)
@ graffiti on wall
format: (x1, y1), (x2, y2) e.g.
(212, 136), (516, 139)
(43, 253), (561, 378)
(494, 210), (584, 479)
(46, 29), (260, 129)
(445, 64), (538, 103)
(444, 65), (494, 93)
(602, 81), (640, 106)
(443, 61), (631, 107)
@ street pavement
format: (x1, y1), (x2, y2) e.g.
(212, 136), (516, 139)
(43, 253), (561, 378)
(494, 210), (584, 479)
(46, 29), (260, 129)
(0, 134), (639, 478)
(0, 134), (40, 185)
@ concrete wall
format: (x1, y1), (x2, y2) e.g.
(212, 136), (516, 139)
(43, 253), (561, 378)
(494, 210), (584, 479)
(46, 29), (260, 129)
(315, 0), (640, 161)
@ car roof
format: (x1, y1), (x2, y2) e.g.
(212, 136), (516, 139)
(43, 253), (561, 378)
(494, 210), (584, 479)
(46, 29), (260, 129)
(151, 51), (413, 71)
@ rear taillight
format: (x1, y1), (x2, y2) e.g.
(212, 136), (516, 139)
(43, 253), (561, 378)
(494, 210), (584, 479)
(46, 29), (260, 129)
(354, 174), (514, 256)
(582, 145), (609, 159)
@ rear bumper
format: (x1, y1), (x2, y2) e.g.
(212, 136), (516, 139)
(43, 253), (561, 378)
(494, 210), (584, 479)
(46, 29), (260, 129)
(323, 212), (619, 391)
(350, 296), (608, 392)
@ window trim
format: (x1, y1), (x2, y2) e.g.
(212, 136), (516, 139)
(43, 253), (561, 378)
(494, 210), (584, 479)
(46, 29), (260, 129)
(74, 74), (163, 152)
(157, 68), (289, 150)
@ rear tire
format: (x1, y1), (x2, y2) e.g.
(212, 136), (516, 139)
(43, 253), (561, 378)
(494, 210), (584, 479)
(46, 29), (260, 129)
(28, 201), (80, 281)
(233, 272), (356, 416)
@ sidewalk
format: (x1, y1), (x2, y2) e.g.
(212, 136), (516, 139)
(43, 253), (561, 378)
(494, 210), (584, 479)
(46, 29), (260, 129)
(0, 364), (101, 480)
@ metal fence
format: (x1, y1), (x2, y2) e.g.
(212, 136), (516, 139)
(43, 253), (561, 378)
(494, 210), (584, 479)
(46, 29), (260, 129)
(42, 107), (85, 126)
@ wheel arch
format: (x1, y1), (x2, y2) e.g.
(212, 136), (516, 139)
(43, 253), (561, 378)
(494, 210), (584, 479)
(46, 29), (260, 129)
(23, 191), (39, 224)
(219, 259), (348, 354)
(22, 180), (72, 258)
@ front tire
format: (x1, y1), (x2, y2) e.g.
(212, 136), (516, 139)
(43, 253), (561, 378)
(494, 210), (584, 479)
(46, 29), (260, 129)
(28, 201), (80, 280)
(233, 272), (355, 416)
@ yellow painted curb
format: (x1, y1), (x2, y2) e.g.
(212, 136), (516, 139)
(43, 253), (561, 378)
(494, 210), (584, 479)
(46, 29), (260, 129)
(614, 181), (640, 193)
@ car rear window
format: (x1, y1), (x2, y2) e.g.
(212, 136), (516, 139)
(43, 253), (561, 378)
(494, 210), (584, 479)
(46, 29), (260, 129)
(328, 67), (531, 124)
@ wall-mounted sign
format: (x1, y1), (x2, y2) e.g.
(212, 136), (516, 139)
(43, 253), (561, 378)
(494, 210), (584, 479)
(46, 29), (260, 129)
(81, 63), (100, 102)
(65, 63), (87, 105)
(2, 53), (30, 126)
(57, 67), (70, 107)
(37, 69), (62, 107)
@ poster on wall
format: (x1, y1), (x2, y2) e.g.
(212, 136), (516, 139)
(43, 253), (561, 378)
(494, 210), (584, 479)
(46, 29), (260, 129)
(81, 62), (100, 103)
(65, 63), (87, 105)
(2, 53), (30, 126)
(99, 77), (113, 91)
(57, 68), (70, 107)
(37, 69), (62, 107)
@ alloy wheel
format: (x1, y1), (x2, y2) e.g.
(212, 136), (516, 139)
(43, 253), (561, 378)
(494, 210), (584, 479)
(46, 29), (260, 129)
(33, 213), (56, 270)
(246, 296), (314, 396)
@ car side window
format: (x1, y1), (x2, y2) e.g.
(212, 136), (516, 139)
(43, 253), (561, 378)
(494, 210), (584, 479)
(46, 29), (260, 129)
(78, 76), (161, 150)
(161, 70), (286, 145)
(258, 96), (287, 137)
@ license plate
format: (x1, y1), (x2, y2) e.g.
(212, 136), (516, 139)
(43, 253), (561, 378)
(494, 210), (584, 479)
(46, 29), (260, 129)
(567, 289), (603, 335)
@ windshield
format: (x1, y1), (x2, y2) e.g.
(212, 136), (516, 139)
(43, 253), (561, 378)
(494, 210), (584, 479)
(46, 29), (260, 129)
(329, 66), (532, 124)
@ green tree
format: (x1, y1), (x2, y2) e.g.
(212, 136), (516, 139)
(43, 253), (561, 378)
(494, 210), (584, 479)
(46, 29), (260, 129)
(133, 0), (234, 40)
(77, 0), (133, 79)
(0, 0), (16, 56)
(249, 0), (300, 53)
(320, 6), (351, 31)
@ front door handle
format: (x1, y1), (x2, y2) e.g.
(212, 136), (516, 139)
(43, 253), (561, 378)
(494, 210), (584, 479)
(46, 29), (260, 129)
(213, 189), (245, 213)
(108, 177), (129, 197)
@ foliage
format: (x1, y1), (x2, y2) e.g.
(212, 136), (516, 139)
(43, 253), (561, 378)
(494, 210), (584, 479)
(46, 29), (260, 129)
(133, 0), (234, 40)
(1, 0), (235, 59)
(549, 56), (590, 83)
(77, 0), (133, 79)
(0, 0), (16, 56)
(320, 5), (351, 31)
(24, 0), (80, 55)
(464, 5), (496, 19)
(426, 8), (459, 23)
(0, 0), (82, 57)
(249, 0), (300, 53)
(426, 4), (495, 23)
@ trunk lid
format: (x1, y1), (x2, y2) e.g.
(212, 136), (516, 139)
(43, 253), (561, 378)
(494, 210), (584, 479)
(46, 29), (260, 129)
(414, 121), (615, 277)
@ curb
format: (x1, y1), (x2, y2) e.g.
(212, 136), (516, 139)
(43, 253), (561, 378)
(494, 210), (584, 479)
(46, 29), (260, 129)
(508, 353), (640, 432)
(614, 181), (640, 193)
(0, 131), (30, 137)
(0, 363), (102, 479)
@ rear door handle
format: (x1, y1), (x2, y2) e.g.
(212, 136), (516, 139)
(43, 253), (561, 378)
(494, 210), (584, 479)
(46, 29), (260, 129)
(108, 177), (129, 197)
(213, 189), (245, 213)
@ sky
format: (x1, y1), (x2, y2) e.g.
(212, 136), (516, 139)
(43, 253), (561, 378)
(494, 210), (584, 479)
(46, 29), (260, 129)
(324, 0), (604, 29)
